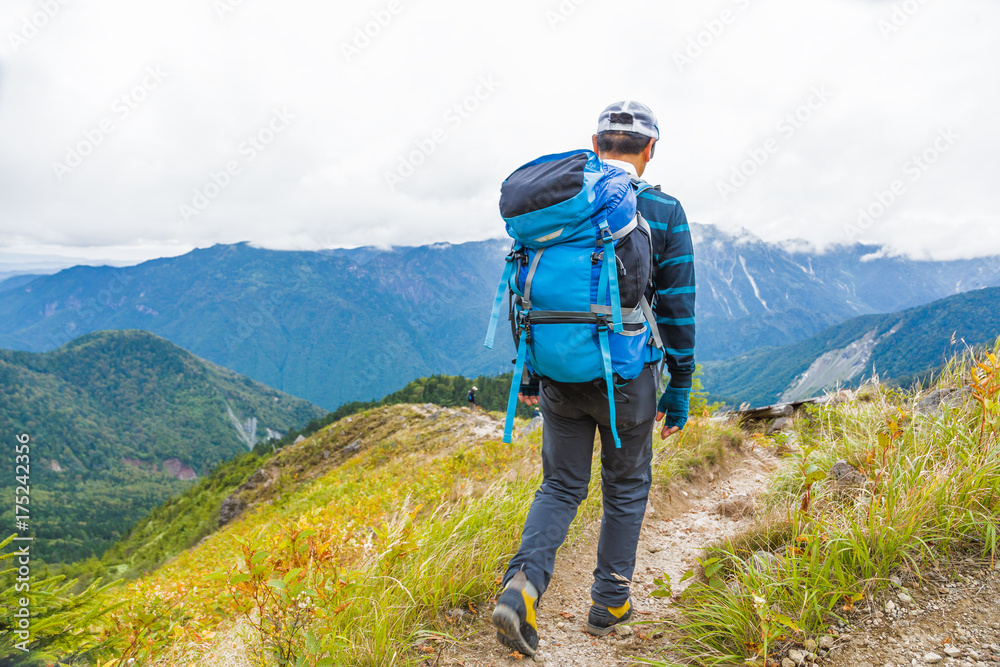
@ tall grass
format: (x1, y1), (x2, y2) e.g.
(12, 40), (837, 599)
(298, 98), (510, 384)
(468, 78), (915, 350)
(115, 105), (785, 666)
(322, 416), (742, 665)
(654, 418), (743, 485)
(641, 340), (1000, 667)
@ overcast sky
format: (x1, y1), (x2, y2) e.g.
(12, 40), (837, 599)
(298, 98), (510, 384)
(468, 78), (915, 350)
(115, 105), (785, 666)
(1, 0), (997, 271)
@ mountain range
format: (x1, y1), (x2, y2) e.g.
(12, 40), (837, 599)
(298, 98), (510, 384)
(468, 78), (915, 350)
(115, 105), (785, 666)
(702, 286), (1000, 407)
(692, 226), (1000, 360)
(1, 229), (998, 409)
(0, 329), (323, 562)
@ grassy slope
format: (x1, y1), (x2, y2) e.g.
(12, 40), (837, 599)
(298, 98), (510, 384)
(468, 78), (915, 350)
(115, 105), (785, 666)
(264, 371), (536, 453)
(37, 400), (740, 666)
(52, 372), (536, 590)
(98, 404), (529, 665)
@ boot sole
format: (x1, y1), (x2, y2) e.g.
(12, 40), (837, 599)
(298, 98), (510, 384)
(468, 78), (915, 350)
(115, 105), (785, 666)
(585, 622), (616, 637)
(492, 603), (537, 656)
(586, 610), (632, 637)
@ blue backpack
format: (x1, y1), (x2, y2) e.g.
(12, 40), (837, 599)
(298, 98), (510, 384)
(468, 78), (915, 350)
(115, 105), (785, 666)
(484, 149), (664, 446)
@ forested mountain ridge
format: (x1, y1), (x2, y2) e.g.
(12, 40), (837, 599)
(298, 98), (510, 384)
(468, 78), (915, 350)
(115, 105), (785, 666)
(0, 329), (324, 563)
(702, 286), (1000, 407)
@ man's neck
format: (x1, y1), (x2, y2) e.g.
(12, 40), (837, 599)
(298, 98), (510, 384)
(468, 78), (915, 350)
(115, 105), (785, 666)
(599, 154), (644, 178)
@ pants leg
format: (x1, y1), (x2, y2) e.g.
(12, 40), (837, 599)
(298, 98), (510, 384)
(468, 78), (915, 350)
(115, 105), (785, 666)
(502, 379), (597, 597)
(503, 364), (657, 604)
(592, 364), (657, 606)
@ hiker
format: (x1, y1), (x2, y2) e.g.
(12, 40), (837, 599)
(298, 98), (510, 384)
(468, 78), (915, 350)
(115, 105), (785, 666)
(490, 101), (696, 656)
(467, 386), (478, 409)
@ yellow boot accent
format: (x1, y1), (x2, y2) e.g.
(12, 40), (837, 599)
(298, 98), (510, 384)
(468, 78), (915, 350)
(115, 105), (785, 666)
(607, 599), (630, 619)
(522, 588), (538, 629)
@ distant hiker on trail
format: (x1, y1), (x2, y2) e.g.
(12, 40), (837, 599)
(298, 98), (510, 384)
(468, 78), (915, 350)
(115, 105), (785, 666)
(467, 386), (478, 409)
(486, 100), (696, 656)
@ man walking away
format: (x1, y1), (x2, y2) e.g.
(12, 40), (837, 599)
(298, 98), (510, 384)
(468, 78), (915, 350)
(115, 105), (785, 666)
(467, 386), (478, 410)
(491, 100), (696, 656)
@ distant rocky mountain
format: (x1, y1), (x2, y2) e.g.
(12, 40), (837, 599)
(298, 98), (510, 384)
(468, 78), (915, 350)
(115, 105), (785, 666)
(0, 329), (324, 563)
(692, 226), (1000, 360)
(702, 286), (1000, 407)
(0, 232), (998, 408)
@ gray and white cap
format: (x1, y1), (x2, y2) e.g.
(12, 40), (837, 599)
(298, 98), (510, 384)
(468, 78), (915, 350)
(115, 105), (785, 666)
(596, 100), (659, 140)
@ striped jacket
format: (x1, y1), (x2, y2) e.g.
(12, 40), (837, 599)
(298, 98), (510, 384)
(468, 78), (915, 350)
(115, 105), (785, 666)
(637, 183), (696, 389)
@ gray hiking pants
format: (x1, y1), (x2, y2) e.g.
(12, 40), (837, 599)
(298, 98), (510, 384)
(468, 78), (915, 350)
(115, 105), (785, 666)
(502, 363), (656, 607)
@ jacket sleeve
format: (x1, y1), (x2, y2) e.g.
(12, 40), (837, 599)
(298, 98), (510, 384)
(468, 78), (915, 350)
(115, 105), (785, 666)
(651, 201), (696, 389)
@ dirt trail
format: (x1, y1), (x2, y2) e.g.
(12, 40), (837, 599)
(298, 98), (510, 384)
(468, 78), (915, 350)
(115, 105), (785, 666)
(449, 444), (780, 666)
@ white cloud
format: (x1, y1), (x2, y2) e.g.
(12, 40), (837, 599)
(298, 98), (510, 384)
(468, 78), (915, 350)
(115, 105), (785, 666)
(0, 0), (997, 267)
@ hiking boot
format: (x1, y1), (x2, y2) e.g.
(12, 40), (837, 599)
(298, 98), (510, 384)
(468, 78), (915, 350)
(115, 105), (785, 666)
(585, 598), (633, 636)
(492, 570), (539, 656)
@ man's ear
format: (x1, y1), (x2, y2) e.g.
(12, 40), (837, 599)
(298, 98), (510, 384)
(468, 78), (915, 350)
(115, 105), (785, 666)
(645, 138), (656, 161)
(592, 134), (599, 153)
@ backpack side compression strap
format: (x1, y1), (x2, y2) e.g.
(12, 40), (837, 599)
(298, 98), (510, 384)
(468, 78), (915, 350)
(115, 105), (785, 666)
(502, 327), (530, 443)
(597, 220), (624, 333)
(484, 254), (516, 349)
(597, 324), (622, 448)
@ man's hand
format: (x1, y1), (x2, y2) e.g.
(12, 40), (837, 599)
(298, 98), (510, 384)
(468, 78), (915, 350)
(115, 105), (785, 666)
(518, 393), (540, 406)
(518, 377), (540, 406)
(656, 386), (690, 440)
(655, 414), (681, 439)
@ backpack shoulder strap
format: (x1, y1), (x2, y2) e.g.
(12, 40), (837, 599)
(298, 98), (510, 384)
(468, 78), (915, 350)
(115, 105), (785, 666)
(631, 178), (660, 197)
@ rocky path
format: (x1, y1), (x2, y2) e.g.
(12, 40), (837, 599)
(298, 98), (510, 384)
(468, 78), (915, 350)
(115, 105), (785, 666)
(445, 444), (779, 666)
(823, 560), (1000, 667)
